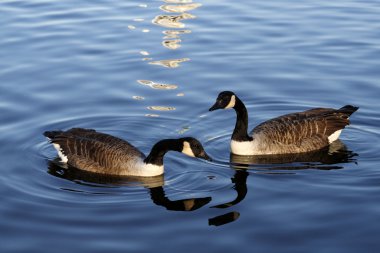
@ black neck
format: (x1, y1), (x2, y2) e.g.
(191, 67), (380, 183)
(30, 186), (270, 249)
(232, 96), (253, 142)
(144, 139), (182, 166)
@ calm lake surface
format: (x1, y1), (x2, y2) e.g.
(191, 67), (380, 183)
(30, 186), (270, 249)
(1, 0), (380, 252)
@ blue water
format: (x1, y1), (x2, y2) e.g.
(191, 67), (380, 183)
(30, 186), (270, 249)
(1, 0), (380, 252)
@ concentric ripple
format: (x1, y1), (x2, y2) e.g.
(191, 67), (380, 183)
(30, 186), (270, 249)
(165, 168), (233, 192)
(13, 114), (217, 207)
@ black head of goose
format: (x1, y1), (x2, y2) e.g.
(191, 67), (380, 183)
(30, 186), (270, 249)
(209, 91), (359, 155)
(44, 128), (211, 177)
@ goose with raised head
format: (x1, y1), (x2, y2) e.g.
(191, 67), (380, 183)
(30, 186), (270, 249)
(44, 128), (211, 177)
(209, 91), (358, 155)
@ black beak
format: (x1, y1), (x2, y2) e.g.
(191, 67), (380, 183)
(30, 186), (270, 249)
(209, 101), (222, 111)
(200, 151), (212, 162)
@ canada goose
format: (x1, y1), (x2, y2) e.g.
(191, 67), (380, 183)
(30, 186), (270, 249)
(209, 91), (358, 155)
(44, 128), (211, 177)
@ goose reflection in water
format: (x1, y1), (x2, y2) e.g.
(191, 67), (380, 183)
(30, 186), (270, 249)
(45, 140), (357, 225)
(208, 140), (358, 226)
(229, 140), (358, 171)
(47, 161), (211, 212)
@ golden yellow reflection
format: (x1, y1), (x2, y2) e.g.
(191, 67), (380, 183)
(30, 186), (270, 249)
(152, 13), (196, 29)
(147, 106), (176, 111)
(152, 15), (186, 28)
(160, 3), (202, 13)
(179, 13), (196, 19)
(148, 58), (190, 68)
(152, 0), (200, 52)
(164, 0), (193, 3)
(162, 39), (181, 49)
(137, 80), (178, 90)
(163, 30), (191, 40)
(136, 0), (201, 114)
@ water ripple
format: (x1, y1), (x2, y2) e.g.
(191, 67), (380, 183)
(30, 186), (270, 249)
(166, 169), (232, 192)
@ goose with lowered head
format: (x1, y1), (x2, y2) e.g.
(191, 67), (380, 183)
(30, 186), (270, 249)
(44, 128), (211, 177)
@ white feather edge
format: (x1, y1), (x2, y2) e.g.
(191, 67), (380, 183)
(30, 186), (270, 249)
(135, 161), (164, 177)
(328, 129), (342, 144)
(52, 143), (68, 163)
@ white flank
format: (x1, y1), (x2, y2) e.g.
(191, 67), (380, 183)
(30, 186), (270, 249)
(225, 95), (236, 109)
(137, 162), (164, 177)
(328, 129), (342, 143)
(181, 141), (195, 157)
(52, 143), (68, 163)
(230, 139), (257, 155)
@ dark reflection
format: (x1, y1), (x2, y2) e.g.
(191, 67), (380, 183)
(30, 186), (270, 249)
(46, 140), (357, 225)
(207, 140), (358, 226)
(230, 140), (358, 171)
(149, 187), (211, 211)
(211, 169), (248, 209)
(47, 161), (211, 211)
(209, 211), (240, 226)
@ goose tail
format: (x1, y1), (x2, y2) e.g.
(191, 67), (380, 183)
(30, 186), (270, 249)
(43, 130), (63, 140)
(338, 105), (359, 116)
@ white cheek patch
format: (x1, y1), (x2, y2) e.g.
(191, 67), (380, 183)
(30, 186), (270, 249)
(53, 143), (68, 163)
(225, 95), (236, 109)
(182, 141), (195, 157)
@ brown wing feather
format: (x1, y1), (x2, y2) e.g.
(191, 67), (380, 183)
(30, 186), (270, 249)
(46, 128), (145, 174)
(252, 107), (354, 147)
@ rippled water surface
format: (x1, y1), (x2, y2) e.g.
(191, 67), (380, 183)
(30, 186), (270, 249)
(1, 0), (380, 252)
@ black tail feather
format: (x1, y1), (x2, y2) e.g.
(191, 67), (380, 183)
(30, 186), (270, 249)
(43, 130), (63, 139)
(338, 105), (359, 116)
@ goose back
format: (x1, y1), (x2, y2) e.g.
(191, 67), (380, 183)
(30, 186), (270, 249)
(250, 105), (358, 154)
(44, 128), (146, 175)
